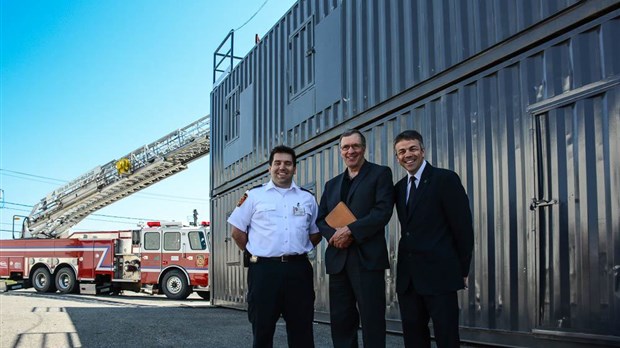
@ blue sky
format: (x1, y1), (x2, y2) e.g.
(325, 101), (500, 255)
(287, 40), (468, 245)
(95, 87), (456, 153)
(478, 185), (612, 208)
(0, 0), (296, 238)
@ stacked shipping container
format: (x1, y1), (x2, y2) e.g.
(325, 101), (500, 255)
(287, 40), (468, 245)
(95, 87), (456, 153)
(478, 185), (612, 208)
(210, 1), (620, 346)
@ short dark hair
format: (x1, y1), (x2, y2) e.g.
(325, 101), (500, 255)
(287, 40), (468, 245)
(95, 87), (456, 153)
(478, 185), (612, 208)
(393, 130), (425, 149)
(269, 145), (297, 166)
(339, 129), (366, 147)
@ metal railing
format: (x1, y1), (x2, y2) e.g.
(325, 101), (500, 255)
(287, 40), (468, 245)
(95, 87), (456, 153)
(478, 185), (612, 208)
(213, 30), (243, 85)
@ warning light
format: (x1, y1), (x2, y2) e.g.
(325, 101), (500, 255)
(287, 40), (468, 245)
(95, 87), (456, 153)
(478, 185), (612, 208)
(146, 221), (161, 227)
(201, 221), (210, 227)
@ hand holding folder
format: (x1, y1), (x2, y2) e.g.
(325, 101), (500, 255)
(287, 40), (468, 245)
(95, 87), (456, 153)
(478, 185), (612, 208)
(325, 201), (357, 228)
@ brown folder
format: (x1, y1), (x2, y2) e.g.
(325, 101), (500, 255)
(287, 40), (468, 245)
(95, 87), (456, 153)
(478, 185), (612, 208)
(325, 201), (357, 228)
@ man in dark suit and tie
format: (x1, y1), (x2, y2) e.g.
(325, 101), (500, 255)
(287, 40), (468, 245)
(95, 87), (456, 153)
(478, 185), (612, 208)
(317, 129), (394, 348)
(393, 130), (474, 348)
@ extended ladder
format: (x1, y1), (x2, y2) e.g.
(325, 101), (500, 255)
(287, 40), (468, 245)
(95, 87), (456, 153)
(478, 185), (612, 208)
(25, 115), (211, 238)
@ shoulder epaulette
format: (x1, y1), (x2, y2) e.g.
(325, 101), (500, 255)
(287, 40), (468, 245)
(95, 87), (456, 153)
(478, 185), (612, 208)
(299, 187), (315, 195)
(249, 183), (266, 191)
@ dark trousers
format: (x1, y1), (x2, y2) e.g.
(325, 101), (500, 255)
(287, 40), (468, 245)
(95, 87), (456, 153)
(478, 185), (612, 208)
(398, 287), (460, 348)
(329, 249), (386, 348)
(247, 258), (315, 348)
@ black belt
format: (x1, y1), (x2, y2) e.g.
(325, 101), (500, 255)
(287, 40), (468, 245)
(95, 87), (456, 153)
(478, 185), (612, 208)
(255, 254), (308, 263)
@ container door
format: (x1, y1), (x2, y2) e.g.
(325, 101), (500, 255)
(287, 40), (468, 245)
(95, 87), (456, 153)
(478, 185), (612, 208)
(530, 78), (620, 338)
(140, 231), (162, 284)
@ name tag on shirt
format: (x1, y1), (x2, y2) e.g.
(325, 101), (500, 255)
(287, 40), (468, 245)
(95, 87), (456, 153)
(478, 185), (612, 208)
(293, 205), (306, 216)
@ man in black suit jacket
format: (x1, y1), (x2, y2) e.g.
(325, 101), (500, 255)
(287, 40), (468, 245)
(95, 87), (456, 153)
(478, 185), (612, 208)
(317, 129), (394, 348)
(393, 130), (474, 348)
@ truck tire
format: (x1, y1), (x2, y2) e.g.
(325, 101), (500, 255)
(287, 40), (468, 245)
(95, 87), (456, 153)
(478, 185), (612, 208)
(55, 267), (78, 294)
(32, 267), (56, 293)
(161, 270), (190, 300)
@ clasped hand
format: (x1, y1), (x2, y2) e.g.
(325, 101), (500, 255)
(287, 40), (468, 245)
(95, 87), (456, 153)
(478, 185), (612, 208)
(329, 226), (353, 249)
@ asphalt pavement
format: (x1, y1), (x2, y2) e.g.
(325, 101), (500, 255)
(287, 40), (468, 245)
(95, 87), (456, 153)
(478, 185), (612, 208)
(0, 289), (409, 347)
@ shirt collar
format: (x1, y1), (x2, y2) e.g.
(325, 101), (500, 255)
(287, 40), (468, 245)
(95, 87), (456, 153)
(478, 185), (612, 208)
(266, 180), (298, 191)
(344, 159), (368, 179)
(407, 160), (427, 184)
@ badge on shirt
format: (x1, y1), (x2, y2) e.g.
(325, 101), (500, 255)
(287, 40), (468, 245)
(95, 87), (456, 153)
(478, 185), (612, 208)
(237, 192), (248, 207)
(293, 203), (306, 216)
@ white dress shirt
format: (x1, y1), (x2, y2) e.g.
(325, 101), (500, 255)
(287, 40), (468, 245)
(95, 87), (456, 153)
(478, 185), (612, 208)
(227, 180), (320, 257)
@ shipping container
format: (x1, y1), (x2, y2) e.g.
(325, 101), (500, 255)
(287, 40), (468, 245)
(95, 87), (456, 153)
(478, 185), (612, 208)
(210, 1), (620, 346)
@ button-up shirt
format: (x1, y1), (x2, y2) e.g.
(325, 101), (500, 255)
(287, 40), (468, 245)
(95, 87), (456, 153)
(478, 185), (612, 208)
(227, 180), (320, 257)
(407, 160), (427, 201)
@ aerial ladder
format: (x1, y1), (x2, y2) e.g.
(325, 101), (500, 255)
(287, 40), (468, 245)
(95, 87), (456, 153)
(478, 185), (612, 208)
(20, 115), (211, 238)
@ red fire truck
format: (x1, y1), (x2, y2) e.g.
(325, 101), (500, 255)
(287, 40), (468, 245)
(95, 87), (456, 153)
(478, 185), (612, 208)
(0, 116), (212, 300)
(0, 221), (210, 300)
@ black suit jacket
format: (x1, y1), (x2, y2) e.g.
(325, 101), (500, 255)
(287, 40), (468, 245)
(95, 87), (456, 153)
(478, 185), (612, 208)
(395, 163), (474, 295)
(317, 161), (394, 274)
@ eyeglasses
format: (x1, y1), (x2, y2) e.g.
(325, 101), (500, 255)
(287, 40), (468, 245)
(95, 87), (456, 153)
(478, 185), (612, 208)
(340, 144), (364, 152)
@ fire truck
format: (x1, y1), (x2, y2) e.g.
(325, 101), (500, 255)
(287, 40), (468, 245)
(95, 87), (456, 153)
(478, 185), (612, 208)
(0, 221), (211, 300)
(0, 116), (212, 300)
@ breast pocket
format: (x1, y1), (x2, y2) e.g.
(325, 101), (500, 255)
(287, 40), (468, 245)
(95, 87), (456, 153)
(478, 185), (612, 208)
(255, 203), (277, 221)
(293, 204), (313, 232)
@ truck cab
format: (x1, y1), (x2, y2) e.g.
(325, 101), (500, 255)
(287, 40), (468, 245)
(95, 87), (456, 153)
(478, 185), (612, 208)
(136, 221), (210, 300)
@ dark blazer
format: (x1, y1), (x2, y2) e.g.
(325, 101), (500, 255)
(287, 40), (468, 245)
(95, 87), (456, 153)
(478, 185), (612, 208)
(317, 161), (394, 274)
(395, 163), (474, 295)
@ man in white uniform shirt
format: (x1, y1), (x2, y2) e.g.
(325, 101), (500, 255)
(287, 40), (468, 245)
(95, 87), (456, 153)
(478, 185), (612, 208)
(228, 145), (322, 348)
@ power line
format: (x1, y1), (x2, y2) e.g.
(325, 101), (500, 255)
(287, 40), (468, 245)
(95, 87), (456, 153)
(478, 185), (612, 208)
(138, 192), (208, 202)
(1, 206), (31, 213)
(89, 213), (152, 221)
(3, 202), (31, 208)
(0, 168), (209, 203)
(234, 0), (269, 31)
(2, 216), (140, 228)
(2, 201), (155, 221)
(0, 168), (67, 183)
(1, 172), (67, 186)
(79, 217), (143, 225)
(1, 205), (144, 225)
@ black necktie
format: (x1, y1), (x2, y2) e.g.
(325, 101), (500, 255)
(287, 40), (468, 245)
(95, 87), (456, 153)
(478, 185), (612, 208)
(406, 176), (417, 208)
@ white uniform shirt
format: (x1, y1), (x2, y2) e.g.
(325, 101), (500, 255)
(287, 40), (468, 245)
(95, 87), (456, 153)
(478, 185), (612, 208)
(227, 180), (320, 257)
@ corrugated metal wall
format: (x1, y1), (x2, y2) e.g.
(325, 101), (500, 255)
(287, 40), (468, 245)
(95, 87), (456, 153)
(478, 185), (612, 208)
(210, 0), (580, 193)
(210, 0), (620, 346)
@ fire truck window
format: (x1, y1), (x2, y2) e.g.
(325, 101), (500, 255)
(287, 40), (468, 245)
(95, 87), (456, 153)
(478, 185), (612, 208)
(144, 232), (160, 250)
(164, 232), (181, 251)
(189, 231), (206, 250)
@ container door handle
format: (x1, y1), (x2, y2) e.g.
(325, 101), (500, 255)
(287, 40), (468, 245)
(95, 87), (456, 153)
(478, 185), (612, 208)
(529, 198), (558, 211)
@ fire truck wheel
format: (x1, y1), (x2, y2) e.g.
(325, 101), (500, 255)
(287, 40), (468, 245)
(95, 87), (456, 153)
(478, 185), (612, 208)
(161, 270), (190, 300)
(32, 267), (56, 293)
(55, 267), (78, 294)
